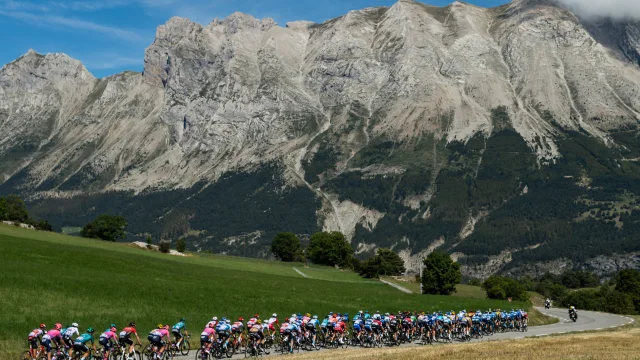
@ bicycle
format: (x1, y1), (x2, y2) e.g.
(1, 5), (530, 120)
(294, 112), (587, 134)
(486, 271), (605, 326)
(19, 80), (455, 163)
(22, 344), (46, 360)
(171, 335), (190, 357)
(113, 344), (142, 360)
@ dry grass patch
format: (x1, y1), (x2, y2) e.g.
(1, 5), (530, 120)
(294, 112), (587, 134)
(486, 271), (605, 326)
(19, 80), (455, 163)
(292, 329), (640, 360)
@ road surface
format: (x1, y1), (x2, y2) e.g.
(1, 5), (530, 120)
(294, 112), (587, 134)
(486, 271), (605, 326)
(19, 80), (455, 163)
(186, 307), (633, 358)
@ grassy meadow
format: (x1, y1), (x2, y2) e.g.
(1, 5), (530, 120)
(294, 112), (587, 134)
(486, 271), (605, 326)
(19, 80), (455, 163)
(1, 225), (529, 358)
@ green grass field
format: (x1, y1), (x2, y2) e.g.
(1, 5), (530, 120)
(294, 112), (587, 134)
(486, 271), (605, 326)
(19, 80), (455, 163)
(0, 225), (534, 359)
(381, 277), (487, 299)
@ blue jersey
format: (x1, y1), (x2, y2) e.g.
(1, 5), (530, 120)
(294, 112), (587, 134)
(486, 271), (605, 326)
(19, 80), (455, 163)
(287, 323), (299, 331)
(216, 323), (230, 332)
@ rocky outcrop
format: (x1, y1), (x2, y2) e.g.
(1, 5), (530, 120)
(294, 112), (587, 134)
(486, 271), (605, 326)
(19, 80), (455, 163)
(2, 0), (640, 275)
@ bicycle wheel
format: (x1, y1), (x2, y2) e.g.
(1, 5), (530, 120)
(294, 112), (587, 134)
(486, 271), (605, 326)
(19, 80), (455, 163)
(180, 341), (190, 356)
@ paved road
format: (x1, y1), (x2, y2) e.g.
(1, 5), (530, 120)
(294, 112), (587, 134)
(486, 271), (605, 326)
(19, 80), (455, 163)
(484, 307), (634, 341)
(187, 307), (633, 358)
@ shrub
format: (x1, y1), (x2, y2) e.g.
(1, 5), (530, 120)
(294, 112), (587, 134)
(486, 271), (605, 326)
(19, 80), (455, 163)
(468, 278), (482, 287)
(81, 215), (127, 242)
(159, 240), (171, 253)
(146, 236), (153, 249)
(176, 238), (186, 253)
(482, 275), (530, 302)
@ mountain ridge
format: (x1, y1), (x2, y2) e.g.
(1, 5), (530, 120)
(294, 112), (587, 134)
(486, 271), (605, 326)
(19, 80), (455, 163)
(2, 0), (640, 278)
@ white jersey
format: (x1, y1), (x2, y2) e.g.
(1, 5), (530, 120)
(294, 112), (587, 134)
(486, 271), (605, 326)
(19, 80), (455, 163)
(29, 329), (44, 338)
(63, 327), (79, 338)
(268, 317), (278, 325)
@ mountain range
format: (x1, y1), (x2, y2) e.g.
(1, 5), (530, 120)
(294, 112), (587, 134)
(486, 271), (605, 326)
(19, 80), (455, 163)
(2, 0), (640, 278)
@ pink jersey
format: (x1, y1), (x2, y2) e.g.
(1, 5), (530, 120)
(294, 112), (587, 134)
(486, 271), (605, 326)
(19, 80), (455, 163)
(157, 329), (169, 337)
(302, 316), (310, 324)
(279, 323), (289, 333)
(45, 330), (62, 340)
(200, 327), (215, 337)
(100, 330), (117, 340)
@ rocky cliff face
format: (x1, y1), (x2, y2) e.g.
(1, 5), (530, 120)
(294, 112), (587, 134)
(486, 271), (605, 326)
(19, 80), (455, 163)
(2, 0), (640, 277)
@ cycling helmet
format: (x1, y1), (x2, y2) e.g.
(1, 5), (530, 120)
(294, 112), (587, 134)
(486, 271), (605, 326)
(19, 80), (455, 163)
(221, 317), (227, 322)
(110, 323), (116, 328)
(212, 317), (218, 321)
(129, 322), (136, 327)
(272, 313), (277, 318)
(313, 315), (318, 319)
(238, 318), (244, 322)
(257, 320), (262, 324)
(54, 323), (62, 330)
(180, 318), (186, 322)
(305, 313), (310, 317)
(365, 310), (369, 313)
(291, 314), (296, 319)
(157, 324), (164, 329)
(254, 314), (260, 318)
(87, 328), (94, 333)
(40, 324), (47, 329)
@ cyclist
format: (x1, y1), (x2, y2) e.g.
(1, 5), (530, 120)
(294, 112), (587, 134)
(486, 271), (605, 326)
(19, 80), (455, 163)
(248, 319), (265, 352)
(285, 317), (300, 354)
(148, 325), (172, 359)
(200, 323), (216, 354)
(207, 317), (218, 329)
(304, 315), (318, 346)
(28, 324), (47, 359)
(215, 318), (232, 350)
(363, 310), (371, 320)
(267, 313), (278, 336)
(352, 314), (364, 342)
(247, 314), (259, 329)
(171, 318), (189, 349)
(62, 323), (79, 358)
(42, 323), (64, 360)
(119, 322), (142, 356)
(99, 324), (118, 359)
(73, 328), (97, 360)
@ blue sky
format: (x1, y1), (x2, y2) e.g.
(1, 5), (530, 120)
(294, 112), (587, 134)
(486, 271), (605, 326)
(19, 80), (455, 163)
(0, 0), (509, 78)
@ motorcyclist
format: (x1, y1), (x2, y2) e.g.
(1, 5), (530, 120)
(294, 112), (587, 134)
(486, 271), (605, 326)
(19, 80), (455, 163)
(568, 306), (577, 319)
(545, 299), (551, 308)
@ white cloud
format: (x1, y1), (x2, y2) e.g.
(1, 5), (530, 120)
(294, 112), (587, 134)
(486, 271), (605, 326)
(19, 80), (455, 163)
(557, 0), (640, 20)
(0, 10), (147, 41)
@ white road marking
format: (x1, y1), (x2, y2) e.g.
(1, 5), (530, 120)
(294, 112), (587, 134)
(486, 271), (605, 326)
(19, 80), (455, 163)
(292, 267), (312, 279)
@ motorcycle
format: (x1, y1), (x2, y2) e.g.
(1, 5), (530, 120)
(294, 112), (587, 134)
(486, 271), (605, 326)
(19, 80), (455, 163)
(569, 311), (578, 322)
(544, 302), (551, 309)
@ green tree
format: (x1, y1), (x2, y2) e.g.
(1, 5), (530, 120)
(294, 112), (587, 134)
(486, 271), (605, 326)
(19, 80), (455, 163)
(358, 248), (406, 279)
(81, 215), (127, 242)
(270, 232), (301, 262)
(0, 197), (7, 220)
(376, 248), (406, 276)
(615, 269), (640, 311)
(359, 256), (381, 279)
(146, 236), (153, 249)
(482, 275), (530, 302)
(176, 238), (186, 253)
(5, 195), (29, 223)
(421, 252), (461, 295)
(307, 231), (353, 267)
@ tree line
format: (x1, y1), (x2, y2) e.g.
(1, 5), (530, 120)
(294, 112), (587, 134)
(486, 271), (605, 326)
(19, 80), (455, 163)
(0, 194), (52, 231)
